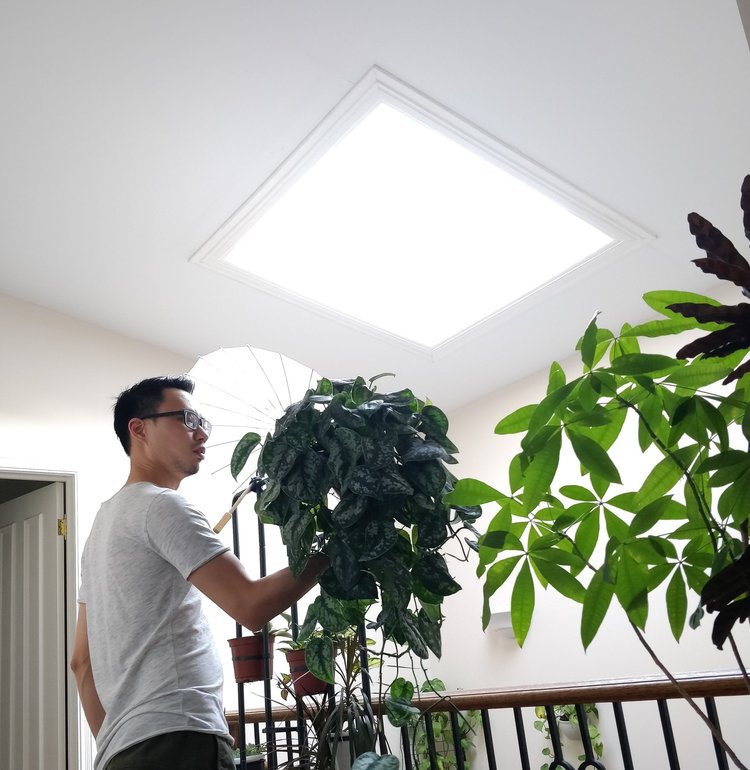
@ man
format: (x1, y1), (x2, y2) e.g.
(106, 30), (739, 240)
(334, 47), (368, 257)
(70, 375), (327, 770)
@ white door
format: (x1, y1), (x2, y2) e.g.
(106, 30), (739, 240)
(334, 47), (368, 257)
(0, 482), (67, 770)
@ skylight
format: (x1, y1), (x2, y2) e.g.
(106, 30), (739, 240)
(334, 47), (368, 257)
(191, 68), (643, 351)
(223, 103), (613, 348)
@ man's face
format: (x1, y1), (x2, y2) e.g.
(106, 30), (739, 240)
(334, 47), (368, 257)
(138, 388), (209, 486)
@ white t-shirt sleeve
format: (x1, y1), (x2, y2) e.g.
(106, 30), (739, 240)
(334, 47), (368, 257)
(145, 489), (230, 578)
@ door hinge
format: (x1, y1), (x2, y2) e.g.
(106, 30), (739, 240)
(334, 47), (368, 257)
(57, 517), (67, 539)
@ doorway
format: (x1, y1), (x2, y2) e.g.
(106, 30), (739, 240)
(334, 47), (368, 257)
(0, 470), (77, 770)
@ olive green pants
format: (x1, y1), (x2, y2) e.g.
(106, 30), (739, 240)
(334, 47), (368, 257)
(105, 730), (235, 770)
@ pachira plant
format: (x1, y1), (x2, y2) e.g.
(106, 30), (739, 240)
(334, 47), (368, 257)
(447, 176), (750, 769)
(448, 181), (750, 650)
(231, 374), (482, 665)
(449, 302), (750, 649)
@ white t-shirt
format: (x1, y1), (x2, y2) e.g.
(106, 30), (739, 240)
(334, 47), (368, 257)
(79, 482), (231, 770)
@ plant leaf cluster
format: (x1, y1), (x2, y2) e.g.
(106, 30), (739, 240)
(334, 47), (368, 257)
(448, 301), (749, 648)
(385, 677), (481, 770)
(448, 181), (750, 651)
(231, 375), (482, 662)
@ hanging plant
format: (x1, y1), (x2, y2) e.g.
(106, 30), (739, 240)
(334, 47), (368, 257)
(231, 374), (481, 661)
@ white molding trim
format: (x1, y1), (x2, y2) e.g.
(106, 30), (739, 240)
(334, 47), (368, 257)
(191, 65), (654, 358)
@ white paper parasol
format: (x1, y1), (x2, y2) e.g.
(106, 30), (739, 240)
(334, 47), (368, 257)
(188, 345), (322, 531)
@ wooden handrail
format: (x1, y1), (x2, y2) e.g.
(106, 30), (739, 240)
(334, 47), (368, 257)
(225, 669), (749, 728)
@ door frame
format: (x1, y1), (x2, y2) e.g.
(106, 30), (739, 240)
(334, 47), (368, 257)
(0, 467), (79, 770)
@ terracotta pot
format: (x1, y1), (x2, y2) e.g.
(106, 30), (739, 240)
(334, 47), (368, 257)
(285, 648), (328, 697)
(228, 634), (274, 683)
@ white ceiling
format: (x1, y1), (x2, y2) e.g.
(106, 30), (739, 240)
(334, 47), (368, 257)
(2, 1), (750, 411)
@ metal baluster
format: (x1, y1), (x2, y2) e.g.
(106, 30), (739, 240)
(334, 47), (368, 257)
(449, 709), (466, 770)
(573, 703), (605, 770)
(401, 725), (414, 770)
(422, 709), (439, 770)
(611, 702), (634, 770)
(545, 705), (575, 770)
(704, 697), (729, 770)
(512, 707), (529, 770)
(657, 699), (680, 770)
(231, 494), (247, 770)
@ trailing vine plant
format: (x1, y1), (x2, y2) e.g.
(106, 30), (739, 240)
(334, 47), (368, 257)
(447, 175), (750, 770)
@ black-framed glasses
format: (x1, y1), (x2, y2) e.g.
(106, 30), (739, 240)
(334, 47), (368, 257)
(139, 409), (212, 437)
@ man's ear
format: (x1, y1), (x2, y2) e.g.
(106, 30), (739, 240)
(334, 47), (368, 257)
(128, 417), (147, 448)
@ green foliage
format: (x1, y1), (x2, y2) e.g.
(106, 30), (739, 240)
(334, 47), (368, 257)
(232, 375), (482, 660)
(385, 678), (481, 770)
(533, 704), (602, 770)
(451, 303), (750, 649)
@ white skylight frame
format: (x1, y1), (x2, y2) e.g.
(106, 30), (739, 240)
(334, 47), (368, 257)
(191, 66), (652, 356)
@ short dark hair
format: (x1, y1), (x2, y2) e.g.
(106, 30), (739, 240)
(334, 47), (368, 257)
(113, 375), (195, 455)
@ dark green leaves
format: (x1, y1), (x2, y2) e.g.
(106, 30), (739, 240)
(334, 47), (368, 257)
(229, 375), (472, 661)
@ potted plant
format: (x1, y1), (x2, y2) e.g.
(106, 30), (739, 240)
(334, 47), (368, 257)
(276, 627), (381, 770)
(277, 632), (330, 698)
(447, 174), (750, 769)
(230, 374), (482, 662)
(229, 618), (290, 684)
(533, 703), (602, 770)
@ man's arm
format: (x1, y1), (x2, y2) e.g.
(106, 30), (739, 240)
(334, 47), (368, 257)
(70, 603), (106, 738)
(189, 552), (328, 631)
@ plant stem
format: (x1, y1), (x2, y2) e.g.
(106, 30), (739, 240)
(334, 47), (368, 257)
(630, 623), (748, 770)
(615, 394), (720, 551)
(727, 632), (750, 694)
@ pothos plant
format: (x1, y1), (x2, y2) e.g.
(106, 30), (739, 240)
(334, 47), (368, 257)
(533, 703), (602, 770)
(231, 375), (482, 676)
(446, 175), (750, 770)
(386, 677), (481, 770)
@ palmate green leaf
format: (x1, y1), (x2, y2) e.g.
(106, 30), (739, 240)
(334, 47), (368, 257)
(665, 569), (687, 641)
(718, 469), (750, 525)
(633, 444), (699, 509)
(479, 528), (524, 552)
(603, 507), (629, 543)
(495, 403), (538, 435)
(697, 448), (750, 473)
(548, 361), (566, 393)
(444, 478), (506, 506)
(560, 485), (597, 501)
(511, 560), (535, 646)
(567, 430), (621, 483)
(582, 402), (627, 451)
(666, 351), (746, 389)
(581, 567), (615, 649)
(525, 381), (579, 442)
(696, 398), (729, 452)
(642, 290), (722, 318)
(523, 428), (562, 513)
(578, 313), (600, 370)
(573, 511), (600, 574)
(629, 496), (676, 537)
(620, 317), (715, 338)
(607, 353), (681, 376)
(481, 555), (522, 628)
(615, 551), (648, 629)
(532, 558), (586, 602)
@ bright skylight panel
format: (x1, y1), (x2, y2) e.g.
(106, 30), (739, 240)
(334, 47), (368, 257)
(225, 103), (614, 347)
